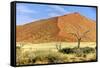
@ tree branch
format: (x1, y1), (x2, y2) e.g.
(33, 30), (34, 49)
(68, 33), (79, 39)
(81, 30), (90, 38)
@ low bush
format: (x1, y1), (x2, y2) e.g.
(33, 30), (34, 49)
(80, 47), (95, 54)
(59, 47), (95, 54)
(59, 48), (74, 54)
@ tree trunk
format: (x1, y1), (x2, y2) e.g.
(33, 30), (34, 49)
(78, 38), (81, 48)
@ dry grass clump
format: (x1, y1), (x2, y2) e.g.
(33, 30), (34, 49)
(16, 48), (69, 65)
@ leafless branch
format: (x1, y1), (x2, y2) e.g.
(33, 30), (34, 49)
(67, 33), (79, 39)
(81, 30), (90, 38)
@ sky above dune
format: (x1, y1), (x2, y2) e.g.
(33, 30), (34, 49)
(16, 3), (96, 25)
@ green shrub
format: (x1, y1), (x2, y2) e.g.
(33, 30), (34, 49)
(80, 47), (95, 54)
(59, 47), (95, 54)
(59, 48), (74, 54)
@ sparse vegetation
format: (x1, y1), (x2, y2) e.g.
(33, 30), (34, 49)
(16, 49), (66, 65)
(16, 42), (96, 65)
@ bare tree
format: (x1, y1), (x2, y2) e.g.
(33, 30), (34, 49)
(64, 23), (90, 48)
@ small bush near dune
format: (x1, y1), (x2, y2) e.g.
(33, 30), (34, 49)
(80, 47), (95, 54)
(59, 48), (74, 54)
(59, 47), (95, 54)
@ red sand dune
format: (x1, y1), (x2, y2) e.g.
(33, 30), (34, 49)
(16, 12), (96, 43)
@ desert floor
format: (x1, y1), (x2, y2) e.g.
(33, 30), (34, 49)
(16, 42), (96, 65)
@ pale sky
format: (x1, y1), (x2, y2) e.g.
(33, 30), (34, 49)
(16, 3), (96, 25)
